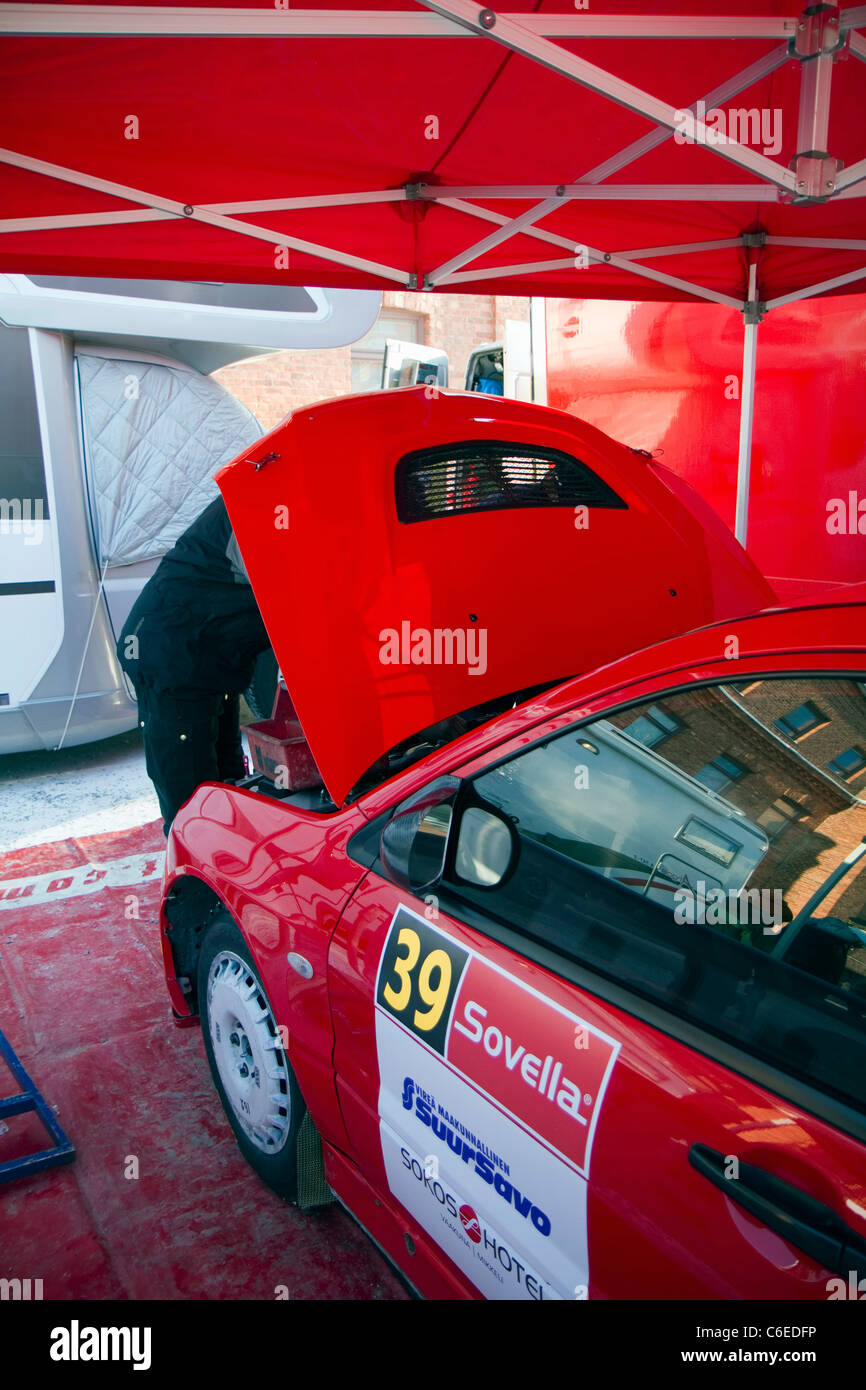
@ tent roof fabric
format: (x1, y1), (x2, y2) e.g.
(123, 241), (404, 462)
(1, 1), (865, 309)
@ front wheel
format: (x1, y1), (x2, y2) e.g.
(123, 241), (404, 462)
(198, 914), (305, 1199)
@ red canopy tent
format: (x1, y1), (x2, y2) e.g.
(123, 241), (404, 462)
(1, 0), (865, 539)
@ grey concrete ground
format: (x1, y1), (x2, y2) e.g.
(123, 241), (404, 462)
(0, 729), (160, 853)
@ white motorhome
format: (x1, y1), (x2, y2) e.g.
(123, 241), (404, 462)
(570, 720), (769, 908)
(0, 275), (380, 753)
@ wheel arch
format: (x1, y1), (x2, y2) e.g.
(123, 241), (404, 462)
(162, 869), (239, 1019)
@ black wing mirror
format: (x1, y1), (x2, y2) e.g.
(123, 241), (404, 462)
(380, 776), (460, 893)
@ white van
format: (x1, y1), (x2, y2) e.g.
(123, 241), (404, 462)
(0, 275), (379, 753)
(381, 306), (545, 402)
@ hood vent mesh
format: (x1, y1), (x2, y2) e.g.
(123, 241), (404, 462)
(396, 440), (627, 523)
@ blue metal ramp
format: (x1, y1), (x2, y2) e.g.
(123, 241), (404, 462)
(0, 1028), (75, 1185)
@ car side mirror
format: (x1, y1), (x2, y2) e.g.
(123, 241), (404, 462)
(380, 776), (460, 892)
(454, 806), (515, 887)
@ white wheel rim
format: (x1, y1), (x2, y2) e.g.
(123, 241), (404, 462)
(206, 949), (291, 1154)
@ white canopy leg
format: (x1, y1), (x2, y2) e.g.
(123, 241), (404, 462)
(735, 263), (761, 548)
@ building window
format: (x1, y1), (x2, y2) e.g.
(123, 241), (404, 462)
(757, 795), (808, 839)
(828, 746), (866, 781)
(622, 703), (683, 748)
(350, 309), (425, 393)
(694, 753), (750, 792)
(774, 701), (827, 740)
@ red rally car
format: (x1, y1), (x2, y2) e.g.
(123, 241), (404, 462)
(160, 388), (866, 1301)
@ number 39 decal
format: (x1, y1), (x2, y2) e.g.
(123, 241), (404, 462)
(376, 907), (468, 1056)
(382, 930), (452, 1032)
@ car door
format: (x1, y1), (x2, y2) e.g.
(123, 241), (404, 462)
(330, 863), (618, 1301)
(329, 655), (866, 1300)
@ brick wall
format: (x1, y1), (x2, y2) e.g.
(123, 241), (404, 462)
(608, 682), (866, 918)
(734, 678), (866, 791)
(214, 345), (352, 432)
(213, 291), (528, 431)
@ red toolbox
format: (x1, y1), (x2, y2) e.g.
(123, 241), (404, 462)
(245, 683), (322, 789)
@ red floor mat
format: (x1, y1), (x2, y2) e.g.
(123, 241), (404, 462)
(0, 822), (406, 1300)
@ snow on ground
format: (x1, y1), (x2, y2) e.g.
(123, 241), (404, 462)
(0, 729), (160, 852)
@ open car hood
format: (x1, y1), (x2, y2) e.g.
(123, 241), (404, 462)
(218, 388), (774, 807)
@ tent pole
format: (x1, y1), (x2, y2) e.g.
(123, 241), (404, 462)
(735, 265), (760, 548)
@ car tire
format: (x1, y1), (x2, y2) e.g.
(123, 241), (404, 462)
(198, 913), (305, 1200)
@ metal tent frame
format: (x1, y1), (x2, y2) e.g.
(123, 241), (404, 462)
(2, 3), (865, 544)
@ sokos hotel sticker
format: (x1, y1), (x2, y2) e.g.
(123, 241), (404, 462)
(374, 905), (620, 1300)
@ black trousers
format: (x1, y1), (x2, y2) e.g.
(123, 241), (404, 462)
(134, 686), (246, 835)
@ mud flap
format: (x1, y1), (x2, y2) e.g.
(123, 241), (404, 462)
(296, 1111), (334, 1210)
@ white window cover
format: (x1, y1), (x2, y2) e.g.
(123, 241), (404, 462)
(77, 353), (262, 566)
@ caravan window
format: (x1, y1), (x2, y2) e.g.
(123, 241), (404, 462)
(674, 816), (741, 868)
(440, 677), (866, 1113)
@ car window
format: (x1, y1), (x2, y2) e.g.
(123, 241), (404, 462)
(444, 677), (866, 1115)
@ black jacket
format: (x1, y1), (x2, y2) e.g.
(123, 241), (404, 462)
(117, 496), (271, 694)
